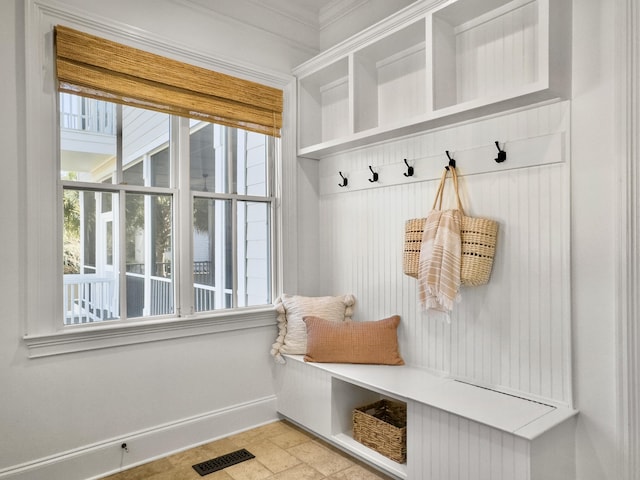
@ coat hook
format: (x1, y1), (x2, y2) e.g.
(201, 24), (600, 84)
(338, 171), (348, 187)
(368, 166), (379, 183)
(494, 141), (507, 163)
(403, 159), (414, 177)
(445, 150), (456, 170)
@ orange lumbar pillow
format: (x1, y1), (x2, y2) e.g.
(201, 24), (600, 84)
(303, 315), (404, 365)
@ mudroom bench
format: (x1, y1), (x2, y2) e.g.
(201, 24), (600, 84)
(275, 355), (578, 480)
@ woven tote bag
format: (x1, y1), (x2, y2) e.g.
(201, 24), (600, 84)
(403, 167), (498, 286)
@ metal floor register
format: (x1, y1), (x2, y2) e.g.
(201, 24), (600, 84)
(192, 449), (255, 476)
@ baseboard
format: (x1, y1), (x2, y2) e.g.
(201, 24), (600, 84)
(0, 395), (278, 480)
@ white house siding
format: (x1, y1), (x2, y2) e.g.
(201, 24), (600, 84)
(122, 107), (170, 168)
(242, 133), (270, 306)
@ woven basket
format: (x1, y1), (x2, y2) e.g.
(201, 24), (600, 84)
(403, 167), (498, 286)
(353, 399), (407, 463)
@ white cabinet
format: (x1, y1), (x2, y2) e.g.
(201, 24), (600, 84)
(275, 355), (577, 480)
(294, 0), (570, 159)
(274, 353), (333, 437)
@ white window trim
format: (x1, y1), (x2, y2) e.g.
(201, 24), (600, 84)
(22, 0), (297, 357)
(23, 307), (279, 358)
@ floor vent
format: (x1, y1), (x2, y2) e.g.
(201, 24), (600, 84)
(192, 449), (255, 476)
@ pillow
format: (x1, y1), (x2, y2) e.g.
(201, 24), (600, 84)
(270, 294), (355, 363)
(303, 315), (404, 365)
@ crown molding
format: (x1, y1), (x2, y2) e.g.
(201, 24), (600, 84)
(294, 0), (445, 76)
(32, 0), (295, 86)
(172, 0), (321, 54)
(319, 0), (369, 29)
(246, 0), (320, 29)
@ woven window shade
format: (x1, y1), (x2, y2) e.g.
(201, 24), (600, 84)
(54, 25), (283, 137)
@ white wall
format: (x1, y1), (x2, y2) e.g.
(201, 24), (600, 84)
(570, 1), (618, 478)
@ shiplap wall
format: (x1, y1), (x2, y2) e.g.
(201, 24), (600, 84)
(317, 101), (571, 405)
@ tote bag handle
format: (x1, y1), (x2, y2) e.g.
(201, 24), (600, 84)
(432, 166), (465, 215)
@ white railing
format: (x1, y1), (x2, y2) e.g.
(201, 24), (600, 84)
(63, 274), (117, 324)
(150, 276), (173, 315)
(64, 274), (229, 323)
(59, 93), (116, 135)
(194, 283), (216, 311)
(194, 284), (233, 311)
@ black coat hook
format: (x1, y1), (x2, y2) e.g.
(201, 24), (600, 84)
(368, 166), (379, 183)
(445, 150), (456, 170)
(403, 159), (414, 177)
(338, 171), (348, 187)
(494, 141), (507, 163)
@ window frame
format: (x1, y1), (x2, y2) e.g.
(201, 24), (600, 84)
(22, 1), (297, 357)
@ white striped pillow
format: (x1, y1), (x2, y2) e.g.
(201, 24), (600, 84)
(270, 294), (355, 363)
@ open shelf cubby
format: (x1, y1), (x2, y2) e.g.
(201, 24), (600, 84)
(298, 57), (349, 149)
(430, 0), (546, 113)
(330, 378), (408, 479)
(294, 0), (569, 159)
(353, 19), (427, 133)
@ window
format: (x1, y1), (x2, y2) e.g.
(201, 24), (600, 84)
(52, 24), (282, 329)
(22, 9), (296, 356)
(61, 95), (275, 325)
(21, 11), (295, 357)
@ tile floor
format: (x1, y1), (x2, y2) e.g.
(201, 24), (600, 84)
(100, 420), (394, 480)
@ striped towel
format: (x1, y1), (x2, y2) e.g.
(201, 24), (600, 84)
(418, 209), (462, 312)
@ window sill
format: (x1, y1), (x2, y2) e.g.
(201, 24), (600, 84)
(23, 306), (277, 358)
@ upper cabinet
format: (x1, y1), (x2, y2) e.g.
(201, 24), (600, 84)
(294, 0), (570, 159)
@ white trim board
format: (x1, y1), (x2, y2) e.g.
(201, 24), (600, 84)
(23, 308), (277, 358)
(0, 396), (278, 480)
(320, 131), (565, 195)
(616, 1), (640, 478)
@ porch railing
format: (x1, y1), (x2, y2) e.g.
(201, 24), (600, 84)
(64, 271), (223, 323)
(63, 274), (117, 324)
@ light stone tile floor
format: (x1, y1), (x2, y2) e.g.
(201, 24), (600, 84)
(100, 420), (394, 480)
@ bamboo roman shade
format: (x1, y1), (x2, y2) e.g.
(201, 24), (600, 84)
(54, 25), (283, 137)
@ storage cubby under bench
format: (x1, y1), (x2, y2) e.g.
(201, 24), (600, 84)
(275, 355), (577, 480)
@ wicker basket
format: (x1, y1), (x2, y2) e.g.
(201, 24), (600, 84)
(403, 218), (426, 278)
(353, 399), (407, 463)
(460, 215), (499, 286)
(403, 167), (498, 286)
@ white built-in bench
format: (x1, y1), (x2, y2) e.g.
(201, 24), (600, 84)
(274, 355), (578, 480)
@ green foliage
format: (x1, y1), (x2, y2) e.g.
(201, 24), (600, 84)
(153, 195), (172, 266)
(62, 174), (81, 273)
